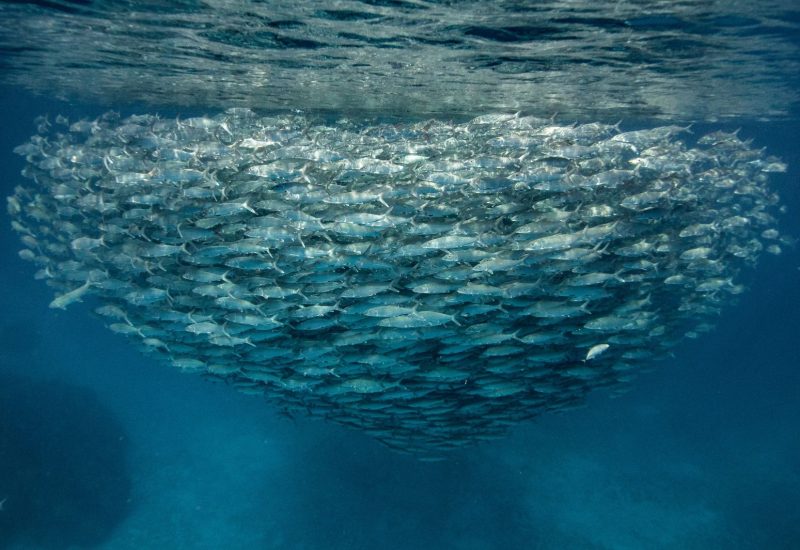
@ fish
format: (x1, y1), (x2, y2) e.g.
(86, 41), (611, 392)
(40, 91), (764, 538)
(8, 110), (786, 456)
(584, 343), (610, 361)
(49, 279), (94, 309)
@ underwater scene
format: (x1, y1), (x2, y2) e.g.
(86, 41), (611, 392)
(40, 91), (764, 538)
(0, 1), (798, 548)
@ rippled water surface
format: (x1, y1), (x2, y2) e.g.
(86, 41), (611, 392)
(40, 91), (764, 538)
(1, 0), (799, 120)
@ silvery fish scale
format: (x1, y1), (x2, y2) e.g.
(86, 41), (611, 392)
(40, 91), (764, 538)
(7, 110), (786, 455)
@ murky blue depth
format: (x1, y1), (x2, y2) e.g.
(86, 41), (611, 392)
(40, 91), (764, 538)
(1, 1), (799, 549)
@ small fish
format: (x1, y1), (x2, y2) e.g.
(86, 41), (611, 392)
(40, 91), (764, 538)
(9, 110), (787, 456)
(49, 280), (93, 309)
(584, 343), (610, 361)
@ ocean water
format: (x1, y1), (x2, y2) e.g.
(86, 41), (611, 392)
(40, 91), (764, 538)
(1, 2), (799, 549)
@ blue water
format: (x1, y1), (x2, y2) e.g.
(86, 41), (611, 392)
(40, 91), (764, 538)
(1, 72), (799, 550)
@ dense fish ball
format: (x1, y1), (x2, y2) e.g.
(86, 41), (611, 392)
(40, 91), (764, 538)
(7, 110), (788, 456)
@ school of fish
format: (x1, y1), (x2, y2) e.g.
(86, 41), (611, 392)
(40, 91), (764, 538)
(6, 109), (789, 456)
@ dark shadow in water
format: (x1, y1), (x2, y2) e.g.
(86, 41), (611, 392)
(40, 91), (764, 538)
(265, 427), (536, 550)
(0, 369), (132, 549)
